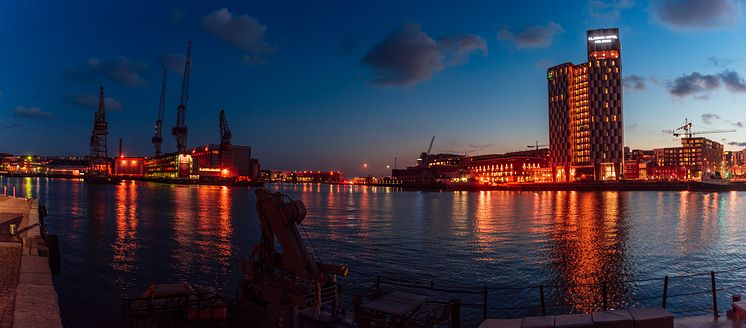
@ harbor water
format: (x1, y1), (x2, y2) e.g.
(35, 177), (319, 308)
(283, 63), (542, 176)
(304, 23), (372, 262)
(3, 176), (746, 327)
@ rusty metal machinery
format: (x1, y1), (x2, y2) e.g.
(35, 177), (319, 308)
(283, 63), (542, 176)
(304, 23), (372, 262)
(239, 188), (348, 327)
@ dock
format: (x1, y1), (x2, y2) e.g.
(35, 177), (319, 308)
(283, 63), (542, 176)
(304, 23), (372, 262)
(0, 195), (61, 328)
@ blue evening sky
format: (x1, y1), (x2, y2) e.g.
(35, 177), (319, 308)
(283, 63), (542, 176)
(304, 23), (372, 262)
(1, 0), (745, 176)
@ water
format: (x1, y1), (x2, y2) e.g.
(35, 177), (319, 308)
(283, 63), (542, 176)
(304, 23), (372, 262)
(3, 176), (746, 327)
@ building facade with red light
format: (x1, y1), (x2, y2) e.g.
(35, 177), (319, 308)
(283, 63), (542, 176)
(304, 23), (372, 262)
(144, 144), (260, 181)
(548, 28), (624, 182)
(465, 153), (551, 184)
(113, 157), (145, 177)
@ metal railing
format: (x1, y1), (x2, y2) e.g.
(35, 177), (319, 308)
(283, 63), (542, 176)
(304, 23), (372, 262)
(365, 265), (746, 322)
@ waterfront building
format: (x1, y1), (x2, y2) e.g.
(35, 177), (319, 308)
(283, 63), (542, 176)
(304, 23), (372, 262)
(652, 137), (723, 180)
(113, 157), (145, 177)
(391, 153), (465, 186)
(465, 155), (551, 184)
(144, 144), (259, 181)
(547, 28), (624, 182)
(260, 170), (344, 183)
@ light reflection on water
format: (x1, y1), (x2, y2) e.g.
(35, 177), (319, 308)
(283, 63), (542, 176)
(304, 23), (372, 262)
(3, 177), (746, 327)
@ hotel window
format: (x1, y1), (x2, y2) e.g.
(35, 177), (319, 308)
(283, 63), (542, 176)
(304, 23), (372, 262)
(604, 88), (608, 94)
(615, 67), (619, 73)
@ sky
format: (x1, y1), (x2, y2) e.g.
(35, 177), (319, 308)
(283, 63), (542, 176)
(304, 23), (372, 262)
(1, 0), (746, 176)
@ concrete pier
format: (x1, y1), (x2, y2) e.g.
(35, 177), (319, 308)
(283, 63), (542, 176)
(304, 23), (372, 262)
(0, 196), (61, 328)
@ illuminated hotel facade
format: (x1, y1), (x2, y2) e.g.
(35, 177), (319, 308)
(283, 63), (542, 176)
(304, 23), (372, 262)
(548, 28), (624, 182)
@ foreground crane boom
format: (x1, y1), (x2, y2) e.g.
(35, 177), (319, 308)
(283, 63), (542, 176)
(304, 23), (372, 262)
(239, 188), (348, 326)
(151, 69), (167, 156)
(172, 41), (192, 154)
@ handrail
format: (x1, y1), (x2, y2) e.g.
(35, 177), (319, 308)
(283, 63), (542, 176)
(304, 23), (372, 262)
(368, 266), (745, 320)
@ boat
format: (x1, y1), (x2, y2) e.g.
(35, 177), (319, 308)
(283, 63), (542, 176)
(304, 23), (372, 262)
(688, 173), (731, 191)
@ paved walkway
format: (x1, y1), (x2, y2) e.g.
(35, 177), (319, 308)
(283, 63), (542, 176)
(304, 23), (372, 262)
(0, 195), (61, 328)
(0, 247), (21, 328)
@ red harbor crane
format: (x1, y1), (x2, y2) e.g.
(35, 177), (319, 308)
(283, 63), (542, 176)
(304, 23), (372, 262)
(151, 69), (167, 156)
(172, 41), (192, 154)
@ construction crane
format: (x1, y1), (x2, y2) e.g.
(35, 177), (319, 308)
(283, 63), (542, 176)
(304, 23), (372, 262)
(151, 69), (167, 156)
(663, 118), (735, 139)
(89, 85), (109, 175)
(427, 136), (435, 155)
(172, 41), (192, 154)
(527, 140), (548, 151)
(219, 109), (232, 169)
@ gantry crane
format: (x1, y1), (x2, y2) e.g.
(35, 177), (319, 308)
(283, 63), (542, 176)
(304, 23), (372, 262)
(662, 118), (736, 139)
(172, 41), (192, 154)
(151, 69), (167, 156)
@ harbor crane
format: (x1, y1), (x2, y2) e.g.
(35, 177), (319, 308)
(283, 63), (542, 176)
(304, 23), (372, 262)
(89, 85), (109, 174)
(219, 109), (232, 168)
(527, 140), (548, 151)
(172, 41), (192, 154)
(662, 118), (735, 139)
(151, 69), (167, 156)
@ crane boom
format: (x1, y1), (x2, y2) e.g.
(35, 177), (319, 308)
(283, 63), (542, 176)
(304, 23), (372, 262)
(151, 69), (167, 156)
(219, 109), (232, 147)
(172, 41), (192, 154)
(667, 118), (736, 138)
(427, 136), (435, 155)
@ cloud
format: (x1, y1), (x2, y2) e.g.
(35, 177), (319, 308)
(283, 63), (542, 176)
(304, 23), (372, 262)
(362, 23), (487, 86)
(668, 72), (720, 97)
(701, 113), (720, 124)
(718, 70), (746, 93)
(63, 57), (146, 87)
(4, 122), (21, 129)
(728, 141), (746, 147)
(157, 54), (185, 73)
(651, 0), (742, 30)
(497, 22), (564, 49)
(12, 106), (53, 119)
(668, 70), (746, 98)
(64, 93), (123, 111)
(623, 75), (647, 91)
(201, 8), (276, 64)
(589, 0), (634, 21)
(730, 121), (745, 128)
(707, 56), (736, 68)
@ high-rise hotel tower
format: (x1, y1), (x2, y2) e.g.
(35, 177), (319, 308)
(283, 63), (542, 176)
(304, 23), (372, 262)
(547, 28), (623, 182)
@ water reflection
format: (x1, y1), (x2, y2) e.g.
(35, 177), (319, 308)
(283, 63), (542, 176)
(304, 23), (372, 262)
(3, 176), (746, 326)
(113, 182), (138, 286)
(548, 192), (629, 313)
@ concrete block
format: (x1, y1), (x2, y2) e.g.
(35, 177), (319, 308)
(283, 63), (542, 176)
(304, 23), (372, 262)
(19, 256), (50, 274)
(591, 310), (633, 328)
(19, 272), (52, 285)
(522, 316), (554, 328)
(479, 318), (523, 328)
(555, 313), (593, 327)
(628, 308), (673, 328)
(13, 284), (62, 328)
